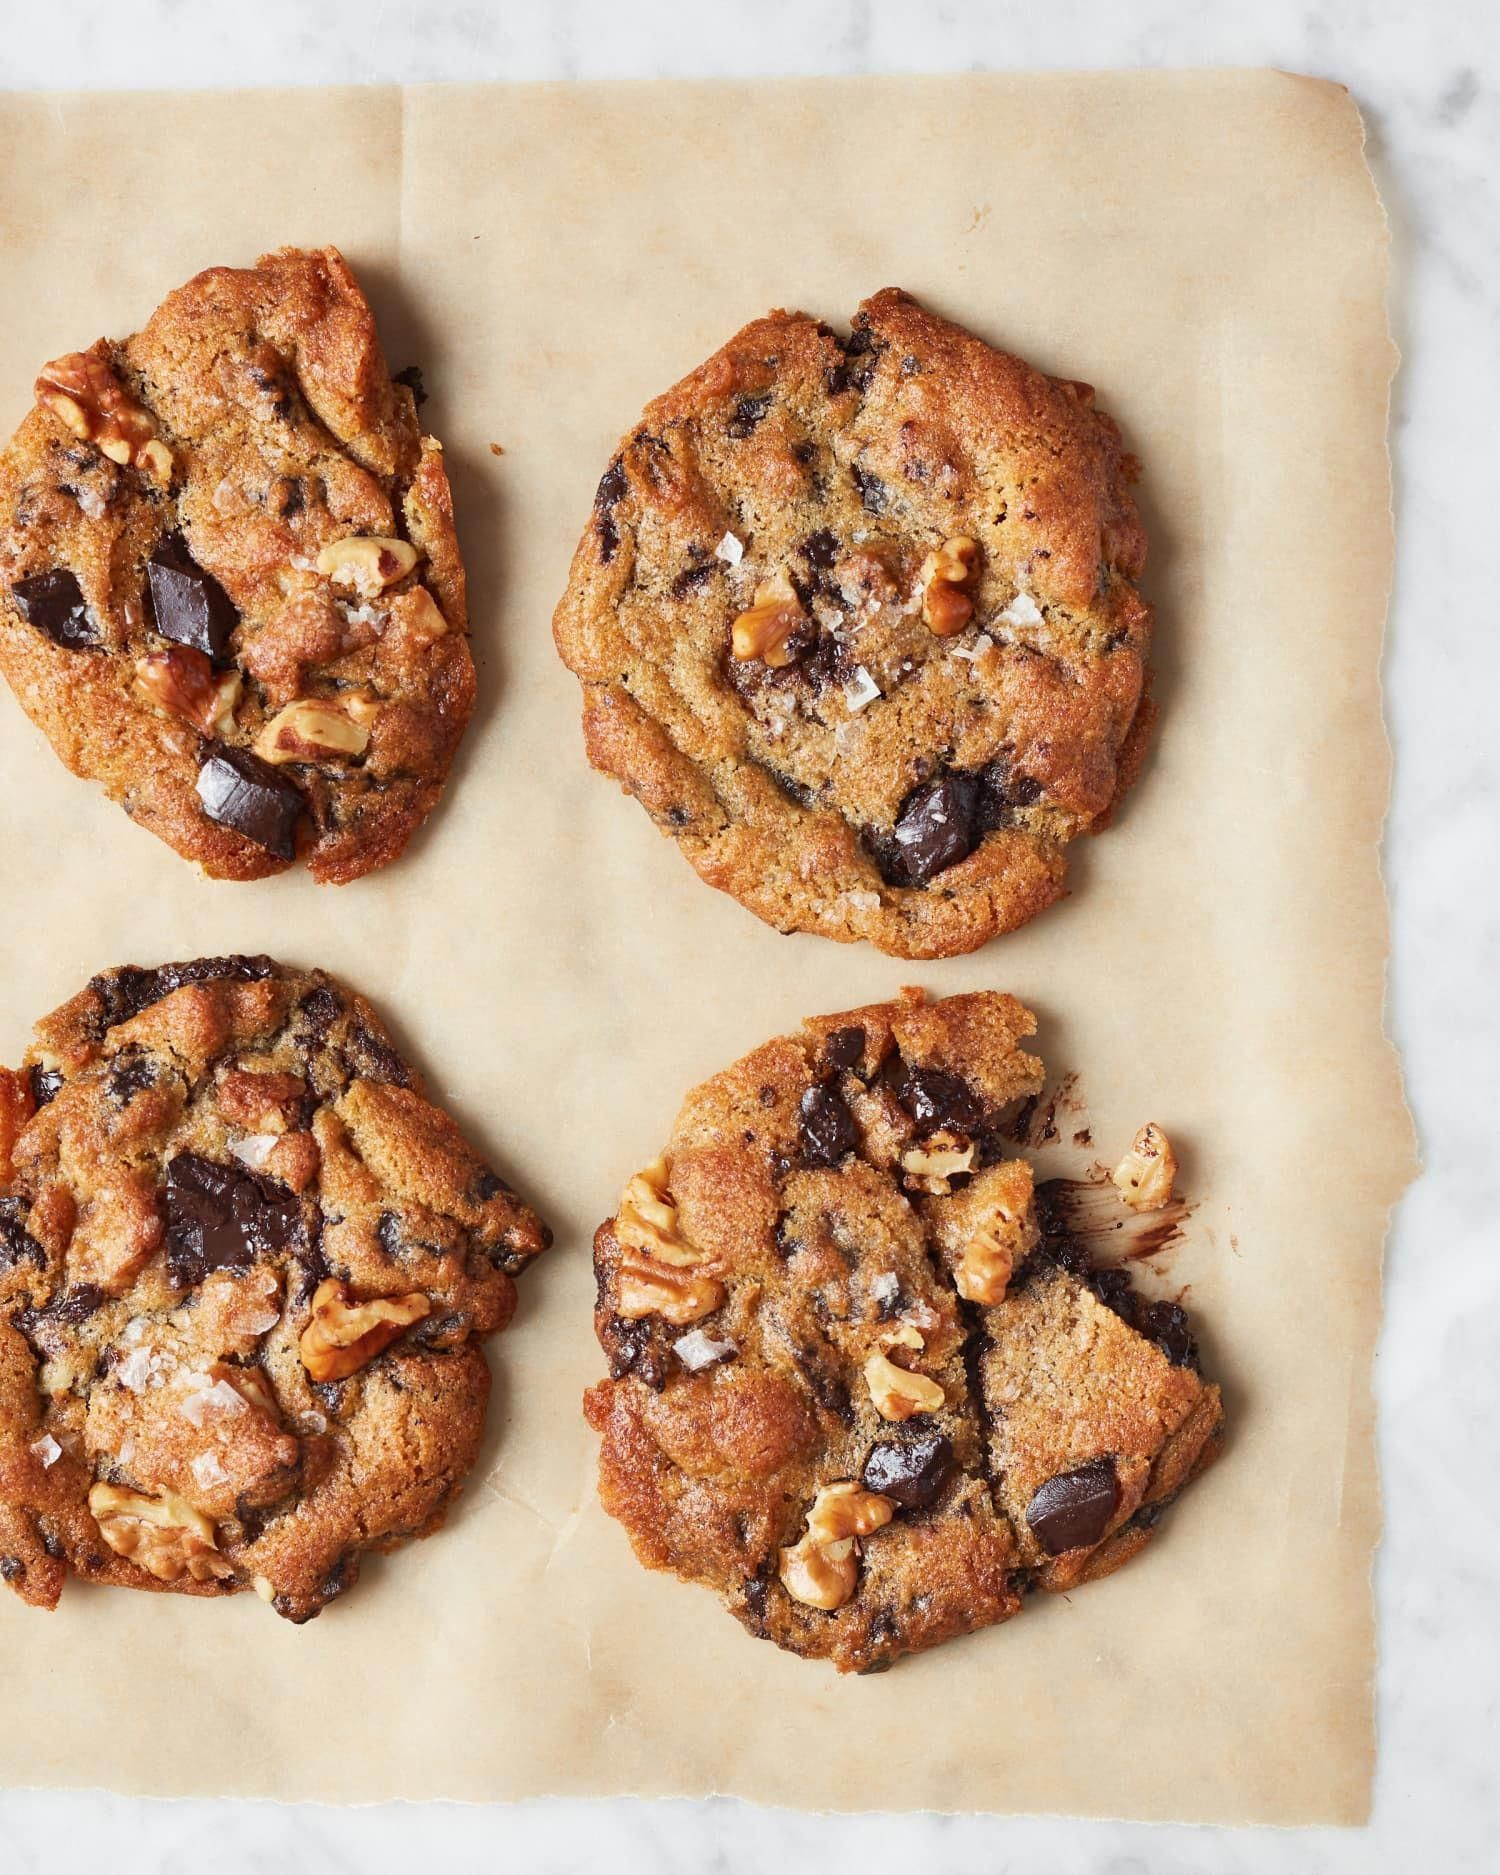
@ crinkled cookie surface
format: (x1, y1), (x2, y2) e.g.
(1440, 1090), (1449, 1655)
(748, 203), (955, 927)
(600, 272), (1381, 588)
(554, 289), (1153, 958)
(0, 956), (549, 1620)
(0, 245), (473, 882)
(585, 990), (1221, 1671)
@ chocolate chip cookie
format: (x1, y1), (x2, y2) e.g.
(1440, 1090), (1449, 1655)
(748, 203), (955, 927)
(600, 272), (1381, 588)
(553, 290), (1153, 958)
(0, 956), (549, 1619)
(0, 246), (474, 881)
(584, 990), (1222, 1671)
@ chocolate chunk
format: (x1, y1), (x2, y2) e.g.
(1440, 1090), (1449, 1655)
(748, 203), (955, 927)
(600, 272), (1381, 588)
(823, 1026), (865, 1072)
(393, 363), (428, 407)
(105, 1050), (157, 1102)
(850, 463), (889, 514)
(799, 1082), (859, 1167)
(0, 1198), (44, 1270)
(892, 774), (981, 884)
(801, 528), (838, 570)
(196, 747), (305, 860)
(296, 983), (344, 1043)
(862, 1433), (956, 1510)
(11, 568), (99, 650)
(164, 1151), (302, 1287)
(792, 1342), (853, 1423)
(882, 1057), (983, 1134)
(1025, 1458), (1120, 1555)
(670, 556), (716, 597)
(29, 1064), (63, 1107)
(761, 764), (818, 810)
(474, 1169), (512, 1200)
(376, 1211), (404, 1257)
(343, 1024), (413, 1088)
(1133, 1299), (1200, 1371)
(14, 1283), (107, 1353)
(594, 456), (627, 562)
(976, 760), (1043, 830)
(0, 1557), (23, 1582)
(727, 393), (771, 438)
(88, 955), (277, 1033)
(146, 534), (239, 664)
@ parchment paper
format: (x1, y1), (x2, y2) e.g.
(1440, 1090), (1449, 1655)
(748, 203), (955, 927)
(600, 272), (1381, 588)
(0, 72), (1408, 1823)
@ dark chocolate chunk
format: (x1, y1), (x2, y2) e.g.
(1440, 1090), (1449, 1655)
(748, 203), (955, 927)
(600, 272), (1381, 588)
(105, 1050), (158, 1103)
(14, 1283), (107, 1353)
(976, 760), (1043, 831)
(798, 1082), (859, 1167)
(393, 363), (428, 407)
(670, 556), (716, 597)
(850, 462), (889, 514)
(0, 1557), (23, 1582)
(862, 1433), (956, 1510)
(375, 1211), (403, 1258)
(343, 1024), (413, 1088)
(0, 1198), (44, 1270)
(29, 1064), (63, 1107)
(146, 534), (240, 664)
(474, 1169), (513, 1201)
(792, 1342), (853, 1423)
(1025, 1458), (1120, 1555)
(196, 747), (305, 859)
(604, 1316), (670, 1390)
(296, 983), (344, 1043)
(742, 1572), (770, 1628)
(163, 1151), (302, 1287)
(882, 1057), (983, 1135)
(88, 955), (277, 1035)
(892, 773), (981, 884)
(801, 528), (838, 570)
(727, 393), (772, 438)
(1133, 1299), (1200, 1371)
(823, 1026), (865, 1071)
(594, 456), (627, 562)
(11, 568), (99, 650)
(761, 764), (818, 810)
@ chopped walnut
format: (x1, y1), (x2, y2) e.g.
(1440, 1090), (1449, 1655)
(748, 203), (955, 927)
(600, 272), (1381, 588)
(253, 695), (375, 765)
(863, 1346), (946, 1421)
(87, 1482), (234, 1584)
(1111, 1123), (1178, 1212)
(778, 1481), (894, 1611)
(613, 1157), (726, 1325)
(315, 534), (419, 597)
(919, 535), (979, 636)
(298, 1278), (431, 1382)
(135, 648), (240, 736)
(730, 566), (807, 667)
(900, 1128), (975, 1195)
(36, 350), (169, 478)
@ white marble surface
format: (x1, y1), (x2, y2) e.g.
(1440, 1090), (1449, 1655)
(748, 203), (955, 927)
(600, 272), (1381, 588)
(1, 1), (1496, 1868)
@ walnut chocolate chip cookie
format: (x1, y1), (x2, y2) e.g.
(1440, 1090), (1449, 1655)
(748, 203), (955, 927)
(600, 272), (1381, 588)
(0, 247), (473, 881)
(553, 290), (1153, 959)
(584, 990), (1222, 1671)
(0, 957), (549, 1619)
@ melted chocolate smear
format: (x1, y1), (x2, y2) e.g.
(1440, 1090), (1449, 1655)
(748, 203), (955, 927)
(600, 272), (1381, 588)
(146, 534), (240, 664)
(164, 1151), (302, 1287)
(11, 568), (99, 650)
(798, 1082), (859, 1167)
(862, 1432), (955, 1510)
(196, 747), (305, 860)
(594, 457), (627, 562)
(1025, 1458), (1120, 1555)
(0, 1198), (44, 1270)
(89, 955), (277, 1033)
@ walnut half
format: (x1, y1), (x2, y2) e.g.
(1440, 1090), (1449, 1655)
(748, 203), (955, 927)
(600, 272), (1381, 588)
(88, 1482), (234, 1584)
(36, 351), (170, 480)
(778, 1481), (894, 1611)
(298, 1278), (431, 1381)
(612, 1157), (726, 1326)
(730, 567), (807, 667)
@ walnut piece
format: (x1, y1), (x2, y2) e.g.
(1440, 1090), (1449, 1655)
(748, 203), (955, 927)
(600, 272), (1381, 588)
(1111, 1123), (1178, 1212)
(613, 1156), (727, 1325)
(315, 534), (419, 597)
(253, 695), (375, 765)
(298, 1277), (431, 1382)
(919, 535), (979, 636)
(955, 1199), (1033, 1306)
(88, 1482), (234, 1584)
(36, 351), (170, 479)
(778, 1481), (894, 1611)
(135, 647), (241, 736)
(730, 566), (807, 667)
(863, 1345), (946, 1421)
(900, 1128), (975, 1196)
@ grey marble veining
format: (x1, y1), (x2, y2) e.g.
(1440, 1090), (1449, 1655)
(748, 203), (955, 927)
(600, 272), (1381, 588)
(1, 2), (1498, 1870)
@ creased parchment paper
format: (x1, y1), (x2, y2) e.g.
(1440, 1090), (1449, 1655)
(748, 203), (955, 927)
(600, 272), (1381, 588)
(0, 71), (1408, 1823)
